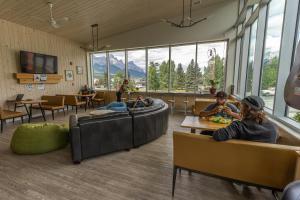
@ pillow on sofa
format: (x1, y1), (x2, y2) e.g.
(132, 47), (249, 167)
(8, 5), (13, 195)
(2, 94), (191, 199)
(90, 110), (115, 116)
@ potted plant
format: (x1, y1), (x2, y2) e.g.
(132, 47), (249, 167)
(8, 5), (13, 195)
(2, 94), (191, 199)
(209, 80), (218, 95)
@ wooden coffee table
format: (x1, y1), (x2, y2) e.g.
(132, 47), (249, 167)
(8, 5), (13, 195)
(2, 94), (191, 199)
(181, 116), (229, 133)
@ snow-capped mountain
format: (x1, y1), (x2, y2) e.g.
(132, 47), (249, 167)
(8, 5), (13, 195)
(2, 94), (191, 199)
(93, 54), (146, 78)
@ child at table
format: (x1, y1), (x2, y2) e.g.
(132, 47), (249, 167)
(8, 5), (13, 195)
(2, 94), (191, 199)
(202, 96), (278, 144)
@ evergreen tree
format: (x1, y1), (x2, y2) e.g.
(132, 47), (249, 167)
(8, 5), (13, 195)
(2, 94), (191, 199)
(261, 57), (279, 90)
(174, 63), (185, 90)
(148, 62), (160, 91)
(185, 59), (196, 92)
(159, 61), (169, 90)
(169, 60), (176, 90)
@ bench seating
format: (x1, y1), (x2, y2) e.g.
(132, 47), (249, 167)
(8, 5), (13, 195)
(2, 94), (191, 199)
(32, 96), (65, 120)
(0, 109), (26, 133)
(172, 131), (300, 196)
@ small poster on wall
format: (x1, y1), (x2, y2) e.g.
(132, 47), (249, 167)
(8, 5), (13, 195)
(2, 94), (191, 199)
(25, 84), (33, 91)
(40, 74), (48, 81)
(76, 66), (83, 75)
(37, 84), (45, 90)
(65, 70), (74, 81)
(33, 74), (41, 82)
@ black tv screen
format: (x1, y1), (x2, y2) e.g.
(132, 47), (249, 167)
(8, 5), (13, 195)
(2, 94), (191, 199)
(20, 51), (58, 74)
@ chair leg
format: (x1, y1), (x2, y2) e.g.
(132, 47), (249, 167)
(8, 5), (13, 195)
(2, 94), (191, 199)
(172, 166), (178, 197)
(52, 110), (54, 120)
(66, 105), (69, 111)
(75, 106), (78, 114)
(85, 103), (87, 112)
(63, 108), (65, 116)
(21, 116), (24, 123)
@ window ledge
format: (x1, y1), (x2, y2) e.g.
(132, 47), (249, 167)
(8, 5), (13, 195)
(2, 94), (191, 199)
(267, 116), (300, 140)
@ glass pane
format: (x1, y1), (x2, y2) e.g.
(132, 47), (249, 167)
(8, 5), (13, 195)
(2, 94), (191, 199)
(170, 44), (196, 93)
(109, 51), (125, 90)
(245, 20), (258, 96)
(91, 52), (107, 89)
(197, 41), (227, 93)
(259, 0), (285, 109)
(127, 49), (146, 92)
(147, 47), (169, 92)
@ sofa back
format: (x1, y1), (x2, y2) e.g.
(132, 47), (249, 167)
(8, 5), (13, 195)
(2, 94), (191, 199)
(173, 131), (300, 190)
(41, 95), (65, 106)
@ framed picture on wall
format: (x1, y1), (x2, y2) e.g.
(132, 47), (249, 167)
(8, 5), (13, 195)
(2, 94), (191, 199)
(76, 66), (83, 75)
(65, 70), (74, 81)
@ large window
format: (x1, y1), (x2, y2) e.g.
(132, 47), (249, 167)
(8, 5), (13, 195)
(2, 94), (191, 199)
(90, 41), (227, 94)
(147, 47), (169, 92)
(170, 44), (197, 93)
(197, 41), (227, 93)
(127, 49), (146, 91)
(109, 51), (125, 90)
(245, 20), (258, 96)
(91, 52), (107, 89)
(259, 0), (285, 109)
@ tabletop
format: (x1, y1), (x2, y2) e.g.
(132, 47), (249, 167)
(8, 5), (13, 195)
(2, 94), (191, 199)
(181, 116), (229, 131)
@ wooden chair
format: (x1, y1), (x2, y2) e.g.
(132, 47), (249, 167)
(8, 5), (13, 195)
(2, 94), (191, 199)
(183, 96), (189, 115)
(0, 107), (26, 133)
(32, 96), (65, 120)
(62, 95), (86, 114)
(167, 96), (176, 114)
(91, 92), (105, 107)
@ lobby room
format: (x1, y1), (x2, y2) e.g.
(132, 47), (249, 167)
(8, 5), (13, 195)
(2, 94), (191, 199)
(1, 0), (300, 199)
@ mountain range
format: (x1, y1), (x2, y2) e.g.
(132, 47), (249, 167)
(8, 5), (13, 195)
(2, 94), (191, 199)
(93, 54), (146, 78)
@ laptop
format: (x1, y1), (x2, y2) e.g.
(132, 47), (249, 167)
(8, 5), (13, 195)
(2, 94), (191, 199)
(15, 94), (24, 101)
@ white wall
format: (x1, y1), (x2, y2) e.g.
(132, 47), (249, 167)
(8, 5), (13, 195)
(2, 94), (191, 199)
(101, 1), (238, 92)
(0, 19), (87, 108)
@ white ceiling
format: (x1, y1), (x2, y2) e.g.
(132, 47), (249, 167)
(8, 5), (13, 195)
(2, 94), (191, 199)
(0, 0), (234, 44)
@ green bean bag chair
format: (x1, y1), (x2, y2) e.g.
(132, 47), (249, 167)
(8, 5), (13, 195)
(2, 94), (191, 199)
(11, 123), (69, 155)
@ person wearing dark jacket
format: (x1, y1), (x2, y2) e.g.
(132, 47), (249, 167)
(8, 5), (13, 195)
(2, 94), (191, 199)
(116, 79), (129, 102)
(203, 96), (278, 144)
(199, 91), (241, 120)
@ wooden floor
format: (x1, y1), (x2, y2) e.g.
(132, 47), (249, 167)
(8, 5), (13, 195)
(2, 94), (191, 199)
(0, 109), (275, 200)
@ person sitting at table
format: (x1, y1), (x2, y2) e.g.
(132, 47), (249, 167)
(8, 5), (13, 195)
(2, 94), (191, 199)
(116, 79), (129, 102)
(204, 96), (278, 143)
(199, 91), (241, 120)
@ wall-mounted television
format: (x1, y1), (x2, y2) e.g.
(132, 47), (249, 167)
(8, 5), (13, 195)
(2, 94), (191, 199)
(20, 51), (58, 74)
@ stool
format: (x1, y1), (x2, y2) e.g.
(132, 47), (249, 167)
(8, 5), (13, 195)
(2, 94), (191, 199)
(168, 98), (176, 114)
(183, 97), (189, 115)
(121, 97), (127, 102)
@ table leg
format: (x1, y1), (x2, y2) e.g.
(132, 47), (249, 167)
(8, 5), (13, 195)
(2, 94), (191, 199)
(28, 104), (32, 123)
(23, 104), (29, 117)
(39, 103), (46, 121)
(191, 128), (196, 134)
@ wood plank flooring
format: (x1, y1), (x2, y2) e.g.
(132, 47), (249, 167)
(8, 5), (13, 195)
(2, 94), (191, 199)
(0, 110), (274, 200)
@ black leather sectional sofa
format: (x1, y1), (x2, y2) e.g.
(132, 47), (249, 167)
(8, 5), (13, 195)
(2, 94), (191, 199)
(69, 99), (169, 163)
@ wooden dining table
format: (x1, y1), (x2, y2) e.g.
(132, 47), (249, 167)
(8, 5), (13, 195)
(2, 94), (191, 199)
(20, 100), (48, 123)
(180, 116), (230, 133)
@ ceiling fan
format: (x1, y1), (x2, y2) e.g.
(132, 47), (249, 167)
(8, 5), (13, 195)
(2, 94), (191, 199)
(46, 1), (69, 29)
(161, 0), (207, 28)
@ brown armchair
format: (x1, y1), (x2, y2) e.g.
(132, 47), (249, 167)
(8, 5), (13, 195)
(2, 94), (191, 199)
(172, 131), (300, 197)
(92, 91), (105, 107)
(63, 95), (86, 114)
(32, 96), (65, 120)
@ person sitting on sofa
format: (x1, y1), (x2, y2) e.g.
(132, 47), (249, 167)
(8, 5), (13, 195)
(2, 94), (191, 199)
(199, 91), (241, 120)
(132, 96), (153, 108)
(204, 96), (278, 143)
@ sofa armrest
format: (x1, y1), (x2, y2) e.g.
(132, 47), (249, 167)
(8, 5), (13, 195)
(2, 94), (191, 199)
(69, 115), (82, 164)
